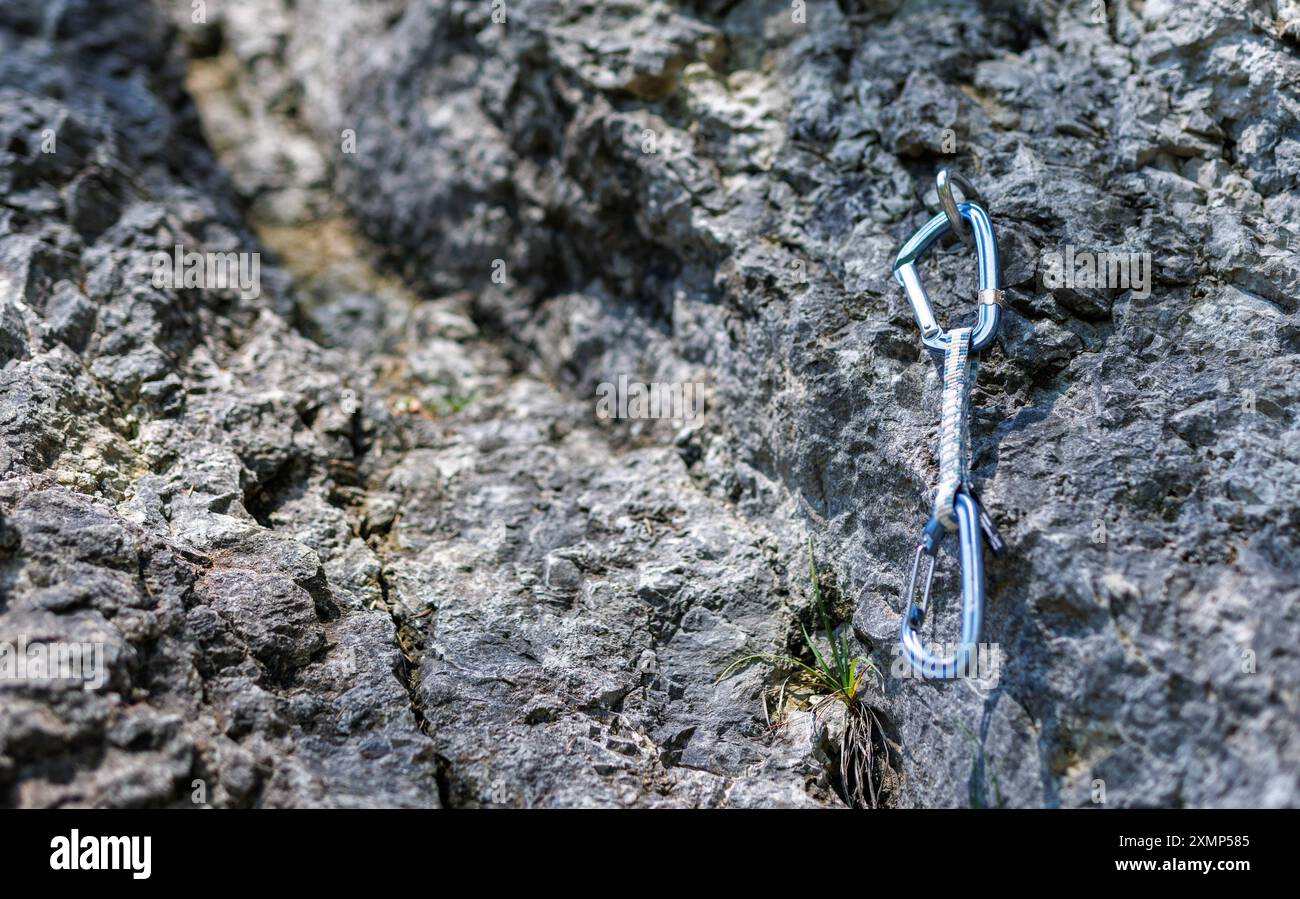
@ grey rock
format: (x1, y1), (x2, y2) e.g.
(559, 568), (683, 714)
(3, 0), (1299, 809)
(0, 1), (437, 808)
(195, 0), (1300, 808)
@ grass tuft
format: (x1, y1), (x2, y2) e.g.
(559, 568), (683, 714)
(719, 539), (895, 807)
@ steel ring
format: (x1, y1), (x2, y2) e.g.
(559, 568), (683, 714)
(936, 170), (985, 249)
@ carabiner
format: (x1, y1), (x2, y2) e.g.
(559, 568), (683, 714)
(899, 491), (985, 679)
(892, 202), (1003, 361)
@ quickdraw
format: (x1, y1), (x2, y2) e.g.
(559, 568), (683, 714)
(892, 171), (1007, 680)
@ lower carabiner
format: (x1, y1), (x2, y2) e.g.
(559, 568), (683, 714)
(899, 492), (986, 680)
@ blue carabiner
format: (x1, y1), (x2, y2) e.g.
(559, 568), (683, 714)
(899, 492), (985, 679)
(892, 202), (1003, 361)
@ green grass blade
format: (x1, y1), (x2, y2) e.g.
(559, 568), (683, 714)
(716, 654), (775, 682)
(809, 539), (851, 681)
(801, 622), (832, 679)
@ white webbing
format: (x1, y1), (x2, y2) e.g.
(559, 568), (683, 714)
(933, 327), (975, 531)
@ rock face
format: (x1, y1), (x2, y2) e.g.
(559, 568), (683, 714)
(0, 0), (439, 807)
(2, 0), (1298, 807)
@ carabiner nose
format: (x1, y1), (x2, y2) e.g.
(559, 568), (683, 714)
(893, 202), (1003, 359)
(899, 492), (985, 679)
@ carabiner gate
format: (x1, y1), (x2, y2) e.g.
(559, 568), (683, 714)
(892, 202), (1003, 360)
(899, 492), (985, 680)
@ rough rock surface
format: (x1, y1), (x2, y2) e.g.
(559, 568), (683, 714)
(0, 0), (442, 807)
(2, 0), (1299, 807)
(0, 0), (836, 808)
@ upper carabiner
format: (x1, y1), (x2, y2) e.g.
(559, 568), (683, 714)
(892, 199), (1003, 360)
